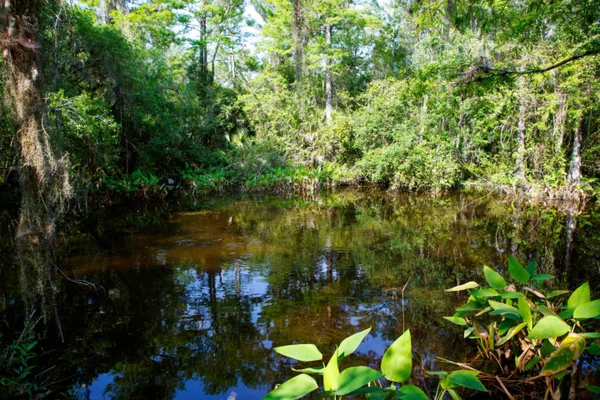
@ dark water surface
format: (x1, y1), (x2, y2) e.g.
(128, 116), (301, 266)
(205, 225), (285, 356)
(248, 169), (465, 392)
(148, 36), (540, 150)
(2, 188), (599, 399)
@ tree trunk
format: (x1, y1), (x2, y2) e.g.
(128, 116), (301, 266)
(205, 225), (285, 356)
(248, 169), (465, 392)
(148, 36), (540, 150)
(325, 23), (333, 123)
(293, 0), (304, 85)
(567, 115), (583, 193)
(514, 76), (526, 184)
(2, 0), (71, 247)
(553, 90), (568, 154)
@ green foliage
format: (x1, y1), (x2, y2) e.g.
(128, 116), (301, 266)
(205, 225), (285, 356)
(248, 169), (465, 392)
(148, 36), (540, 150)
(268, 328), (486, 399)
(444, 257), (600, 396)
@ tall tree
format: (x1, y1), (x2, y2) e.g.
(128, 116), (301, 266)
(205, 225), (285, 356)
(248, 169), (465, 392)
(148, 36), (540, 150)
(1, 0), (71, 246)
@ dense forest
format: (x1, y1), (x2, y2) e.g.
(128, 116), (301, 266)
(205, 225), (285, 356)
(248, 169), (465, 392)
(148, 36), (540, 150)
(2, 0), (600, 219)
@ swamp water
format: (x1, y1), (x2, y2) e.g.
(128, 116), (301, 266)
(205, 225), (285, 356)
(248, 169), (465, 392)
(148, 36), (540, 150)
(1, 188), (599, 399)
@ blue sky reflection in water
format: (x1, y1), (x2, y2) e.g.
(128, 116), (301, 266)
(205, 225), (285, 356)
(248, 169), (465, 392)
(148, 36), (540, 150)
(6, 189), (598, 399)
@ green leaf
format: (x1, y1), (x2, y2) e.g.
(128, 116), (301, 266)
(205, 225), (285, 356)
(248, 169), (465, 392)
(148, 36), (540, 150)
(587, 342), (600, 356)
(567, 282), (590, 309)
(448, 370), (487, 392)
(546, 290), (570, 299)
(264, 374), (319, 400)
(292, 366), (325, 375)
(573, 299), (600, 320)
(497, 322), (527, 346)
(499, 291), (521, 299)
(528, 316), (570, 340)
(541, 339), (556, 357)
(538, 305), (560, 317)
(456, 302), (482, 312)
(508, 256), (530, 284)
(580, 332), (600, 339)
(446, 389), (462, 400)
(526, 260), (537, 275)
(464, 327), (474, 339)
(396, 384), (429, 400)
(524, 356), (541, 371)
(518, 296), (532, 328)
(443, 316), (467, 326)
(531, 274), (555, 282)
(426, 371), (448, 377)
(381, 330), (412, 383)
(586, 386), (600, 394)
(274, 344), (323, 362)
(483, 266), (506, 290)
(470, 289), (500, 298)
(338, 327), (371, 359)
(335, 366), (383, 396)
(446, 282), (479, 292)
(488, 300), (518, 312)
(324, 348), (340, 392)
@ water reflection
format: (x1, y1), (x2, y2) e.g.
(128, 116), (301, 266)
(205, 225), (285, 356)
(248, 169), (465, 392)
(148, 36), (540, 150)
(1, 189), (599, 399)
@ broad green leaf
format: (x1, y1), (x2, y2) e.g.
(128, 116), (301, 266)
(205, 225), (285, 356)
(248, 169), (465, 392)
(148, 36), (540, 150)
(274, 344), (323, 362)
(508, 256), (530, 284)
(470, 289), (500, 298)
(396, 384), (429, 400)
(448, 370), (487, 392)
(381, 330), (412, 383)
(335, 366), (383, 396)
(559, 308), (574, 320)
(446, 282), (479, 292)
(443, 316), (467, 326)
(526, 260), (537, 276)
(574, 299), (600, 320)
(531, 274), (555, 282)
(456, 302), (482, 312)
(440, 376), (459, 390)
(538, 305), (559, 317)
(587, 343), (600, 356)
(292, 366), (325, 375)
(338, 327), (371, 359)
(426, 371), (448, 377)
(567, 282), (590, 309)
(464, 327), (474, 339)
(497, 322), (527, 346)
(264, 374), (319, 400)
(499, 291), (521, 299)
(518, 296), (532, 328)
(524, 356), (541, 371)
(483, 266), (506, 290)
(528, 316), (570, 340)
(324, 348), (340, 392)
(580, 332), (600, 339)
(547, 290), (570, 299)
(498, 319), (517, 335)
(586, 386), (600, 394)
(488, 300), (518, 312)
(541, 339), (556, 357)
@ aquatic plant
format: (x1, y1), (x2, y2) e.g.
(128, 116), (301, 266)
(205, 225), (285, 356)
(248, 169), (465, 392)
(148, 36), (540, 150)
(444, 256), (600, 398)
(265, 328), (486, 399)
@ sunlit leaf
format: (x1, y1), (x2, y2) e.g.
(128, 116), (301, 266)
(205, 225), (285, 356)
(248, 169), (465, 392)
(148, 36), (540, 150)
(338, 327), (371, 359)
(508, 255), (530, 284)
(396, 384), (429, 400)
(541, 334), (586, 377)
(546, 290), (570, 299)
(580, 332), (600, 339)
(264, 374), (319, 400)
(334, 366), (383, 396)
(274, 344), (323, 362)
(381, 330), (412, 383)
(574, 299), (600, 320)
(443, 316), (467, 326)
(483, 266), (506, 290)
(518, 296), (532, 329)
(448, 370), (487, 392)
(528, 316), (570, 340)
(324, 348), (340, 392)
(497, 322), (527, 346)
(470, 288), (500, 298)
(567, 282), (590, 309)
(446, 282), (479, 292)
(292, 366), (325, 375)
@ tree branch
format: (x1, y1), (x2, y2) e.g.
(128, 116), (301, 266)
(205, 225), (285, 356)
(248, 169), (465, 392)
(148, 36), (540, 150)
(456, 48), (600, 85)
